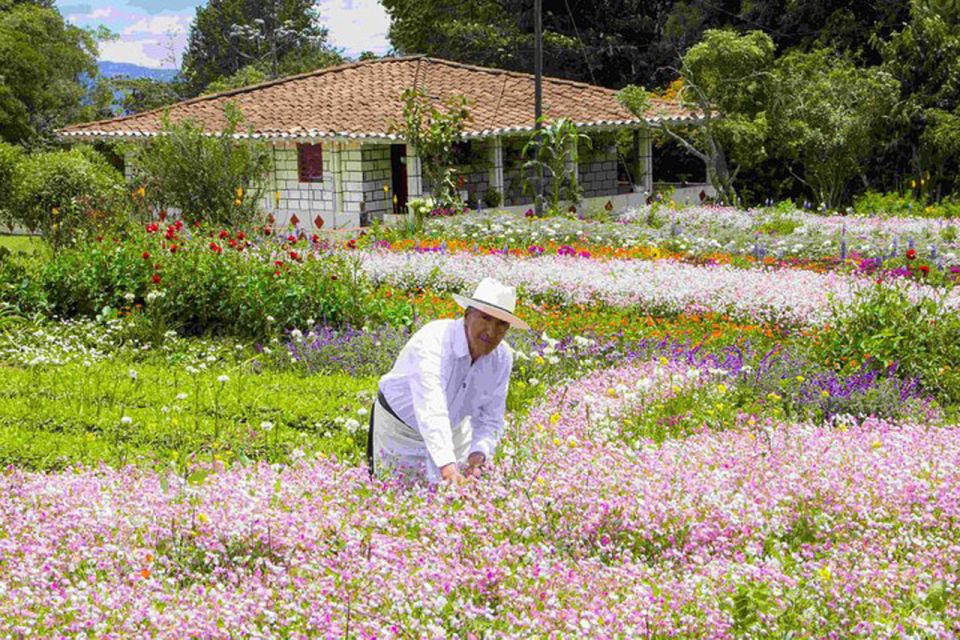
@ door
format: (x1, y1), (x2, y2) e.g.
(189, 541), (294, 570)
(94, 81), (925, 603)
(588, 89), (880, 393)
(390, 144), (408, 214)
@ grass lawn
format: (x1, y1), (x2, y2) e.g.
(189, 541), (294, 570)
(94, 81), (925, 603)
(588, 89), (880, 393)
(0, 233), (43, 254)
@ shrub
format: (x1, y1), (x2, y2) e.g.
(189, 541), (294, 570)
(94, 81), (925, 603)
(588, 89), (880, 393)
(0, 142), (24, 226)
(483, 187), (503, 208)
(39, 225), (383, 339)
(812, 285), (960, 405)
(125, 104), (273, 228)
(9, 145), (129, 247)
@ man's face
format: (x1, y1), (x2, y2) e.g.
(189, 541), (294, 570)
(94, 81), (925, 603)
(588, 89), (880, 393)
(464, 307), (510, 360)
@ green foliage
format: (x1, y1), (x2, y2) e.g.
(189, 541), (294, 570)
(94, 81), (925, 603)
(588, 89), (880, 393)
(0, 140), (23, 221)
(397, 86), (471, 208)
(521, 117), (591, 213)
(619, 29), (775, 205)
(813, 285), (960, 405)
(770, 49), (900, 208)
(9, 145), (129, 247)
(38, 228), (381, 339)
(106, 76), (184, 115)
(482, 187), (502, 208)
(0, 2), (99, 145)
(203, 65), (271, 94)
(181, 0), (341, 96)
(126, 105), (273, 227)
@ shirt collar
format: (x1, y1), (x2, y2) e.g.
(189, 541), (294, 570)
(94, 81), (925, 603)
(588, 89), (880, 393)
(452, 317), (472, 360)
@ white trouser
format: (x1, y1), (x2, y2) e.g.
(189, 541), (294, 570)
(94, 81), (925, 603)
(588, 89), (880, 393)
(371, 397), (472, 483)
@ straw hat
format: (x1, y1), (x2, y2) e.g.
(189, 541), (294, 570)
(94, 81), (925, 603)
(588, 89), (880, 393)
(452, 277), (530, 330)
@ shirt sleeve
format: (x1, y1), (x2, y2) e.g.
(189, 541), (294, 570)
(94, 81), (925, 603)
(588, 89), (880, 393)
(470, 347), (513, 459)
(406, 332), (457, 469)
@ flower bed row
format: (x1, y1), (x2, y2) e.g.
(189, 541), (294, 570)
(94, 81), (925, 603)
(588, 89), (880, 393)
(1, 360), (957, 637)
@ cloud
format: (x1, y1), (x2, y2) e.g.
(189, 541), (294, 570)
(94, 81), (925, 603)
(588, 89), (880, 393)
(98, 33), (187, 68)
(318, 0), (391, 56)
(121, 14), (192, 37)
(123, 0), (203, 12)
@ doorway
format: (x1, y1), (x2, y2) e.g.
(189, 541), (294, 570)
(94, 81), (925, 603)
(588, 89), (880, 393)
(390, 144), (408, 214)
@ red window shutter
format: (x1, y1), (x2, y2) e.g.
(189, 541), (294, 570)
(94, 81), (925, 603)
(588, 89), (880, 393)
(298, 144), (323, 182)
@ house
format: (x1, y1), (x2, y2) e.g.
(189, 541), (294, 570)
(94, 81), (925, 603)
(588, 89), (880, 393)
(59, 56), (701, 229)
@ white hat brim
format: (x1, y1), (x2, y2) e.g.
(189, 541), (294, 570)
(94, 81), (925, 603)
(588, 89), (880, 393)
(452, 293), (531, 331)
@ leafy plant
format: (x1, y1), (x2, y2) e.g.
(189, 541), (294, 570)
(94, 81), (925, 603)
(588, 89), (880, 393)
(9, 145), (129, 248)
(125, 104), (273, 227)
(395, 86), (471, 209)
(521, 117), (591, 213)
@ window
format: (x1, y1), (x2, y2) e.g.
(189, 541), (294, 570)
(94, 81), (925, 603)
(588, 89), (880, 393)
(297, 143), (323, 182)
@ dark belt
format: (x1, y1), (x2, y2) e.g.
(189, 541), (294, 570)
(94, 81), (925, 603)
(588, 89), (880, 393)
(367, 391), (408, 476)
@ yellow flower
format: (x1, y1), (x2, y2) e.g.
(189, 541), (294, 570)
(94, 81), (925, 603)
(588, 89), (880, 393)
(767, 392), (781, 402)
(234, 199), (243, 206)
(716, 383), (727, 394)
(795, 376), (805, 383)
(235, 186), (244, 198)
(549, 413), (561, 425)
(51, 207), (60, 217)
(820, 390), (830, 398)
(607, 387), (618, 397)
(197, 513), (209, 524)
(552, 437), (563, 447)
(671, 385), (680, 394)
(658, 356), (669, 365)
(535, 423), (545, 432)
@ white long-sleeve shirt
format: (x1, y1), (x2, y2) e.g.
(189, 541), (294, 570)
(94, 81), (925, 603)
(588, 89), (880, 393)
(378, 318), (513, 469)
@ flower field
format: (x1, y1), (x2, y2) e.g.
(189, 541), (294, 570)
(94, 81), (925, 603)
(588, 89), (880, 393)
(1, 203), (960, 637)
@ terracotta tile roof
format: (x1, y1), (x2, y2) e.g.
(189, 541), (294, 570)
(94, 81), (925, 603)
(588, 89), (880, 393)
(59, 56), (697, 141)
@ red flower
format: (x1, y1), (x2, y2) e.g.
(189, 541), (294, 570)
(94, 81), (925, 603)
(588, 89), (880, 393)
(174, 220), (184, 231)
(151, 274), (161, 284)
(145, 223), (159, 233)
(209, 242), (222, 254)
(263, 226), (273, 236)
(142, 251), (150, 260)
(169, 244), (179, 254)
(237, 231), (246, 241)
(330, 274), (338, 281)
(906, 248), (917, 260)
(274, 270), (282, 277)
(919, 265), (930, 275)
(219, 230), (230, 239)
(289, 251), (300, 261)
(346, 239), (357, 250)
(287, 234), (297, 243)
(311, 234), (320, 244)
(274, 260), (283, 267)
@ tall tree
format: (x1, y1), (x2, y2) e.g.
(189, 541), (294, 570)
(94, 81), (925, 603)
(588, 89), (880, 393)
(769, 48), (899, 207)
(619, 29), (774, 204)
(875, 0), (960, 199)
(181, 0), (341, 96)
(0, 1), (100, 146)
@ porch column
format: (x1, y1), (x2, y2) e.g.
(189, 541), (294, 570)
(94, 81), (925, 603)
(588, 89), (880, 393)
(488, 137), (504, 196)
(329, 142), (343, 221)
(634, 129), (653, 194)
(406, 144), (423, 201)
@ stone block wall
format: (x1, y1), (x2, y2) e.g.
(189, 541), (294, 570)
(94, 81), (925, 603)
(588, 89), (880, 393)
(266, 145), (336, 225)
(579, 143), (619, 199)
(420, 141), (491, 207)
(360, 145), (393, 221)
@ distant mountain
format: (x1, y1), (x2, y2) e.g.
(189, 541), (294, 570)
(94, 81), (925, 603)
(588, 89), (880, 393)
(98, 61), (179, 82)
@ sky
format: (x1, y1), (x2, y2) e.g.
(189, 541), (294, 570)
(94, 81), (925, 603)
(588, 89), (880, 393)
(57, 0), (392, 69)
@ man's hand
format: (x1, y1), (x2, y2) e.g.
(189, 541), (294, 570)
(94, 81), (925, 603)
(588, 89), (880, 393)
(440, 463), (466, 484)
(464, 452), (486, 479)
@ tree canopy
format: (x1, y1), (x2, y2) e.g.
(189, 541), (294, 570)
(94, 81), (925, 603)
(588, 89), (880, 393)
(181, 0), (342, 97)
(0, 1), (100, 146)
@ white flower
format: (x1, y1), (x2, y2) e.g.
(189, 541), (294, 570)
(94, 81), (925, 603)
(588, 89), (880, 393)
(128, 369), (138, 381)
(260, 421), (274, 432)
(344, 418), (361, 433)
(123, 292), (135, 303)
(120, 416), (133, 425)
(185, 366), (199, 375)
(290, 329), (303, 341)
(217, 375), (229, 383)
(528, 378), (540, 386)
(175, 393), (188, 401)
(266, 315), (276, 323)
(306, 317), (315, 326)
(357, 407), (369, 416)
